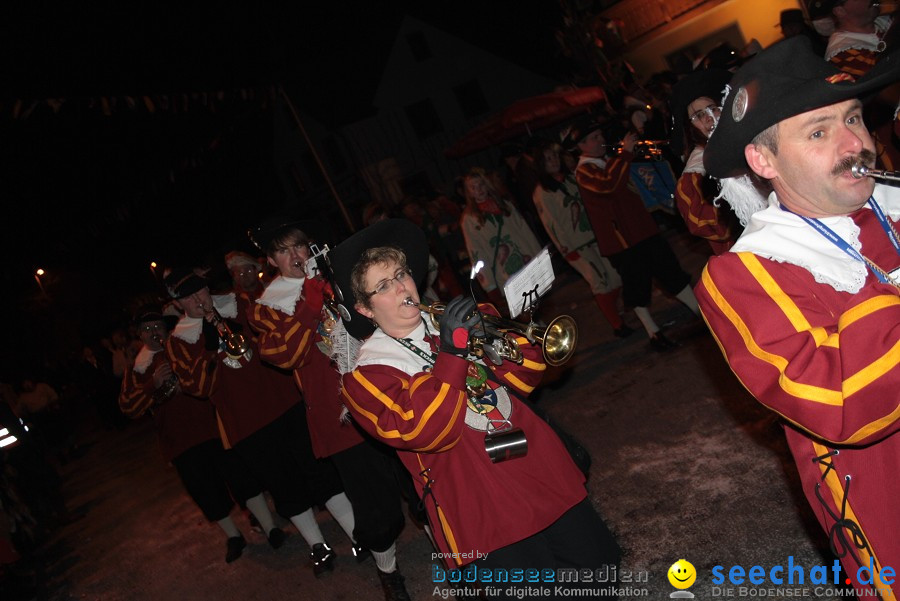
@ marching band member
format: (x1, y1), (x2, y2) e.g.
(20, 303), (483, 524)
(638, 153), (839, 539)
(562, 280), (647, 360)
(331, 219), (620, 600)
(162, 267), (350, 576)
(119, 305), (274, 563)
(565, 117), (701, 351)
(669, 68), (739, 254)
(697, 37), (900, 598)
(246, 215), (412, 601)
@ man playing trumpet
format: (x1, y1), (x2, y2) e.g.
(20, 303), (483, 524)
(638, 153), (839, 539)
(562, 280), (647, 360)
(696, 37), (900, 598)
(119, 305), (276, 564)
(246, 215), (413, 600)
(163, 267), (352, 576)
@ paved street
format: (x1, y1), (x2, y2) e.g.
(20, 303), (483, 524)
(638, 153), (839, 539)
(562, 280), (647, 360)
(24, 229), (854, 601)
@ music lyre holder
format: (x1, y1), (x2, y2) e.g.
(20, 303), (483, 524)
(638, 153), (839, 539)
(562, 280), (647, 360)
(519, 285), (541, 320)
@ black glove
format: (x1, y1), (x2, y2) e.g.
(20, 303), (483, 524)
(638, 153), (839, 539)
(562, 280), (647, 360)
(439, 296), (481, 356)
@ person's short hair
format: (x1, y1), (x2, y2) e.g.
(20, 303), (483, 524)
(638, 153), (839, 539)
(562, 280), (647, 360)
(264, 226), (309, 257)
(751, 123), (780, 156)
(351, 246), (408, 310)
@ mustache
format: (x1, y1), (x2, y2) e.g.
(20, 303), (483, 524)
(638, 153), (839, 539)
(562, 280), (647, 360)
(832, 149), (876, 177)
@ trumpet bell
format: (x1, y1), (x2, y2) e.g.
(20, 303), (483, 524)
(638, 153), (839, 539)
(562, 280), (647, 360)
(224, 333), (250, 360)
(538, 315), (577, 367)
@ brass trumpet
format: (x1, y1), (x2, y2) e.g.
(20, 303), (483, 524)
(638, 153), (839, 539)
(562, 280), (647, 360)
(410, 300), (578, 367)
(150, 334), (180, 403)
(199, 303), (251, 360)
(606, 139), (668, 161)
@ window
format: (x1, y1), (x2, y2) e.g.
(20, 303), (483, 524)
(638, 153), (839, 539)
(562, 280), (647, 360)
(404, 99), (444, 139)
(406, 31), (431, 61)
(452, 79), (490, 119)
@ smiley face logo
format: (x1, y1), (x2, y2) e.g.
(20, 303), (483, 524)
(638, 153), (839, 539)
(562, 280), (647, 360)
(668, 559), (697, 589)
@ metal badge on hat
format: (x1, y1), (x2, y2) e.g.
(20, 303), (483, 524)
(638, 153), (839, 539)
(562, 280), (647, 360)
(732, 87), (749, 122)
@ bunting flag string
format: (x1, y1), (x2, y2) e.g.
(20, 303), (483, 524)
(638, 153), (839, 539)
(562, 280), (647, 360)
(4, 85), (277, 121)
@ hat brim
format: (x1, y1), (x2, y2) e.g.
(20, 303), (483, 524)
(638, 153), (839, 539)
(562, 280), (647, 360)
(164, 270), (209, 299)
(561, 116), (604, 151)
(328, 219), (428, 340)
(247, 216), (330, 252)
(135, 312), (179, 332)
(705, 37), (900, 178)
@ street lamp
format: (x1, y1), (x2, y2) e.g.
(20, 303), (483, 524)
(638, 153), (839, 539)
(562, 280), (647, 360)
(35, 268), (46, 293)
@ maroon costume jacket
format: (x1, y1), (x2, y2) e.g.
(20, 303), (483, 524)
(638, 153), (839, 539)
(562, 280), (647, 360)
(119, 346), (219, 462)
(341, 309), (586, 569)
(696, 186), (900, 598)
(575, 152), (659, 256)
(247, 277), (362, 458)
(166, 294), (298, 447)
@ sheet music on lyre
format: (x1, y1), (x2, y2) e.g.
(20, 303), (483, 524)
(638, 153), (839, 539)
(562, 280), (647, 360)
(502, 246), (555, 319)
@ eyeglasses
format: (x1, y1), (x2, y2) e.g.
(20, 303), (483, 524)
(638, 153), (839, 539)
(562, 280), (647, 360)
(689, 105), (721, 124)
(367, 268), (412, 297)
(140, 323), (165, 333)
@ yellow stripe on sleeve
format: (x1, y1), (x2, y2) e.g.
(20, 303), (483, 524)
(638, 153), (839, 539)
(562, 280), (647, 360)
(739, 253), (832, 347)
(502, 372), (534, 394)
(345, 373), (463, 447)
(839, 295), (900, 331)
(351, 371), (415, 420)
(414, 392), (464, 452)
(701, 264), (843, 406)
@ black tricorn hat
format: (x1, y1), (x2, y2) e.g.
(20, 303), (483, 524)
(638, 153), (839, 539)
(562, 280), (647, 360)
(247, 212), (326, 253)
(806, 0), (840, 20)
(134, 304), (179, 331)
(704, 36), (900, 178)
(668, 68), (732, 157)
(163, 267), (209, 299)
(328, 219), (428, 340)
(777, 8), (805, 29)
(559, 115), (604, 152)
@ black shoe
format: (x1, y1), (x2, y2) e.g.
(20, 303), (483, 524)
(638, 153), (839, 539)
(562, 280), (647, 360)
(377, 569), (411, 601)
(649, 331), (677, 352)
(310, 542), (335, 577)
(267, 527), (286, 549)
(613, 324), (635, 338)
(352, 543), (371, 563)
(225, 535), (246, 563)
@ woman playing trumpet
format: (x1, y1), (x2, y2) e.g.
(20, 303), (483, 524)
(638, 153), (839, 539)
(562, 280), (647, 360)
(331, 220), (620, 600)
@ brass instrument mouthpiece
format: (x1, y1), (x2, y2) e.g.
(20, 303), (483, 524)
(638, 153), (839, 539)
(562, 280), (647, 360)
(850, 162), (869, 179)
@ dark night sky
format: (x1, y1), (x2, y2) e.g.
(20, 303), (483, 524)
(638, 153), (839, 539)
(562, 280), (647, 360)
(0, 2), (568, 367)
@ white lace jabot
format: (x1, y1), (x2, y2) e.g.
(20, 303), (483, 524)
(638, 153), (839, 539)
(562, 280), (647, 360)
(257, 275), (305, 315)
(731, 183), (900, 293)
(172, 293), (238, 343)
